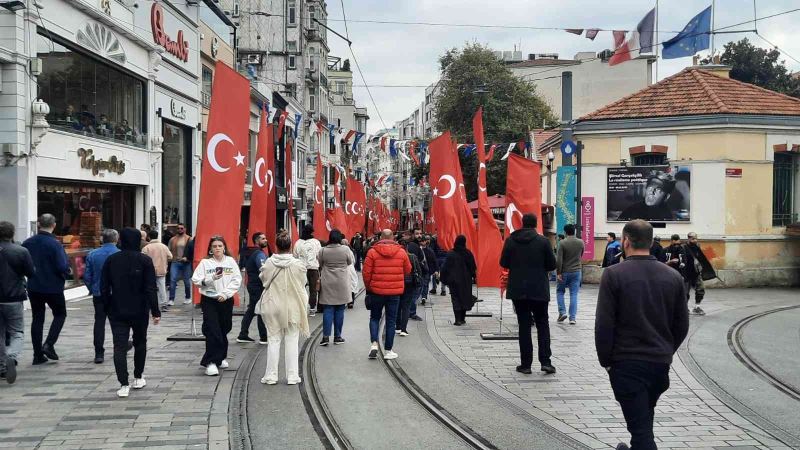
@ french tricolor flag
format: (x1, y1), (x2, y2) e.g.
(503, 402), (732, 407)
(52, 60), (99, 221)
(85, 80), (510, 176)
(609, 8), (655, 66)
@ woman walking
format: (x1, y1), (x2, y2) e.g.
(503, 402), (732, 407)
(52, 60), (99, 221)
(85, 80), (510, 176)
(440, 235), (476, 326)
(191, 236), (241, 376)
(259, 232), (310, 385)
(317, 229), (353, 346)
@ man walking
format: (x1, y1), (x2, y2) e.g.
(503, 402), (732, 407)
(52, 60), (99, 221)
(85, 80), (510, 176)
(404, 229), (426, 322)
(167, 223), (193, 306)
(419, 236), (438, 306)
(0, 221), (35, 384)
(683, 232), (715, 315)
(294, 224), (322, 316)
(595, 220), (689, 450)
(23, 214), (70, 365)
(363, 229), (411, 360)
(83, 229), (120, 363)
(142, 230), (172, 312)
(602, 232), (622, 267)
(101, 228), (161, 398)
(237, 232), (269, 344)
(351, 232), (364, 272)
(556, 224), (584, 325)
(500, 214), (557, 375)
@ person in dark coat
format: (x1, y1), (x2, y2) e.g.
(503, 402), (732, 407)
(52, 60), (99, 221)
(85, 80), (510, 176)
(439, 235), (476, 326)
(430, 235), (448, 296)
(499, 213), (557, 375)
(683, 232), (716, 315)
(236, 232), (270, 344)
(100, 228), (161, 398)
(649, 236), (666, 263)
(419, 236), (438, 305)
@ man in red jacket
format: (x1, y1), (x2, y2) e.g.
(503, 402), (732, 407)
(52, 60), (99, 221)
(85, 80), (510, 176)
(363, 229), (411, 360)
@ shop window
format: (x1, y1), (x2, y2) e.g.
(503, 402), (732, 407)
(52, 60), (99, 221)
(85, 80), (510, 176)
(36, 33), (146, 148)
(632, 153), (667, 166)
(773, 152), (798, 226)
(202, 66), (213, 107)
(163, 122), (192, 231)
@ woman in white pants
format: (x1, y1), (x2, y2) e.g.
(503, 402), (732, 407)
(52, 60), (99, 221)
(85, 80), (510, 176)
(259, 232), (310, 385)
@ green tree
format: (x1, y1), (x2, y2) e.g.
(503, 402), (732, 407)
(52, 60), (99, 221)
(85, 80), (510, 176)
(433, 43), (556, 201)
(704, 38), (800, 97)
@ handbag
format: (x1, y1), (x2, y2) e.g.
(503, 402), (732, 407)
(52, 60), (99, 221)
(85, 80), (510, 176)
(254, 265), (285, 315)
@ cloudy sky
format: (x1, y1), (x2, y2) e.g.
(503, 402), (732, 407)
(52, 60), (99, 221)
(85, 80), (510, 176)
(322, 0), (800, 134)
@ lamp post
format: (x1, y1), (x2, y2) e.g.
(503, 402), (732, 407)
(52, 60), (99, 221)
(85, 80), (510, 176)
(546, 150), (555, 209)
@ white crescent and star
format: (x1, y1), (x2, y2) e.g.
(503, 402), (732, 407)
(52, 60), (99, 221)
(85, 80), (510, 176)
(254, 157), (266, 187)
(314, 186), (323, 204)
(478, 162), (488, 192)
(207, 133), (234, 173)
(437, 175), (457, 199)
(345, 201), (352, 214)
(505, 202), (523, 234)
(326, 219), (332, 231)
(266, 170), (274, 193)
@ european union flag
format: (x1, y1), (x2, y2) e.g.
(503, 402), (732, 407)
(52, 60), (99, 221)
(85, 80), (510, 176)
(662, 6), (712, 59)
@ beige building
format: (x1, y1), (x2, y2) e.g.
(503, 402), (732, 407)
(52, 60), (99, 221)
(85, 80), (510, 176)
(544, 66), (800, 287)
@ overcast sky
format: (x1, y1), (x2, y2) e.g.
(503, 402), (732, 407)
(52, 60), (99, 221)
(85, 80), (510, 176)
(323, 0), (800, 134)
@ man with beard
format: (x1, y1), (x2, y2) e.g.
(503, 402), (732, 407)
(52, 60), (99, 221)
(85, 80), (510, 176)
(618, 171), (676, 221)
(237, 232), (270, 344)
(167, 224), (193, 305)
(665, 234), (688, 285)
(683, 232), (716, 315)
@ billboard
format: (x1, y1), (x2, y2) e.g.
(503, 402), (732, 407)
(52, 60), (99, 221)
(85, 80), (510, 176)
(555, 166), (577, 233)
(607, 166), (691, 222)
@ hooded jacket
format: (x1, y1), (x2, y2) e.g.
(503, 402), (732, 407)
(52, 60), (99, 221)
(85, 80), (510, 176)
(363, 240), (412, 296)
(100, 228), (160, 321)
(0, 241), (35, 303)
(499, 228), (556, 301)
(258, 253), (310, 337)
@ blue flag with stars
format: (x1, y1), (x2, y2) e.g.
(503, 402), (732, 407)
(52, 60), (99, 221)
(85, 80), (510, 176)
(662, 6), (712, 59)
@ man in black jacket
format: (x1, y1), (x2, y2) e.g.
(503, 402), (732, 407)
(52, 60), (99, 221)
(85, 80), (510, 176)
(0, 221), (35, 384)
(499, 214), (557, 375)
(236, 232), (269, 344)
(101, 228), (161, 398)
(595, 220), (688, 450)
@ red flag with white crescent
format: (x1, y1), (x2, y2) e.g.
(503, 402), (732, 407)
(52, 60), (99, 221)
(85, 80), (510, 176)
(193, 62), (250, 305)
(330, 171), (348, 236)
(506, 153), (543, 236)
(248, 105), (275, 249)
(285, 138), (298, 244)
(473, 107), (503, 288)
(429, 132), (473, 251)
(313, 153), (327, 239)
(345, 176), (366, 238)
(276, 110), (289, 142)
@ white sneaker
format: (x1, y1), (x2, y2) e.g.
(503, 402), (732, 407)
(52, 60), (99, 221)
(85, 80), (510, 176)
(260, 377), (277, 385)
(168, 300), (175, 306)
(368, 343), (379, 359)
(183, 299), (192, 305)
(287, 378), (302, 385)
(383, 350), (398, 360)
(399, 331), (409, 337)
(308, 308), (316, 317)
(220, 360), (229, 369)
(205, 363), (219, 376)
(395, 329), (401, 334)
(117, 385), (130, 398)
(131, 378), (146, 389)
(569, 320), (576, 325)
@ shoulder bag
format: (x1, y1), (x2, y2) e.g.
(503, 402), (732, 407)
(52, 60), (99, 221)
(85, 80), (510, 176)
(254, 264), (285, 315)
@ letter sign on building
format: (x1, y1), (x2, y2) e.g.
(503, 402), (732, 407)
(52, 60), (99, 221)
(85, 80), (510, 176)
(151, 4), (189, 63)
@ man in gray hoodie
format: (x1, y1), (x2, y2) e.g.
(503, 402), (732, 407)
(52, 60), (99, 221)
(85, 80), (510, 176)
(556, 224), (584, 325)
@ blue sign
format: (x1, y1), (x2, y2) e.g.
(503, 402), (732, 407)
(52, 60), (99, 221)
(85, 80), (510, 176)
(561, 140), (577, 157)
(555, 166), (577, 234)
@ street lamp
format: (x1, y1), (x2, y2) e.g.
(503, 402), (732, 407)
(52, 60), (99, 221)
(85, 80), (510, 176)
(546, 150), (555, 214)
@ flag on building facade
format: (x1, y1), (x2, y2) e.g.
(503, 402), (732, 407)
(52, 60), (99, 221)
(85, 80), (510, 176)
(313, 153), (327, 239)
(285, 138), (298, 244)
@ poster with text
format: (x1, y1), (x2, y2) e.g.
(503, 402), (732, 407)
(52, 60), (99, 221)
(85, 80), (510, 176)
(607, 166), (691, 222)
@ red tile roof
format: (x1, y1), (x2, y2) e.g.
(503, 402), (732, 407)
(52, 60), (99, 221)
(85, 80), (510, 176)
(507, 59), (578, 68)
(580, 68), (800, 121)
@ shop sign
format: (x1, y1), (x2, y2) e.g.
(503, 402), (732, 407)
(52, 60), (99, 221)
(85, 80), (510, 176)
(78, 148), (126, 176)
(726, 168), (742, 178)
(151, 4), (189, 63)
(580, 197), (595, 261)
(170, 99), (187, 120)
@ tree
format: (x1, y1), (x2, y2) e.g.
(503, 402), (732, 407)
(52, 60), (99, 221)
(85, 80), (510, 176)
(704, 38), (800, 98)
(433, 43), (556, 201)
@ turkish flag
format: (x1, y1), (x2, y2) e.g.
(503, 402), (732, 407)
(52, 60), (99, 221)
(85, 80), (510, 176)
(429, 132), (467, 251)
(248, 106), (276, 249)
(313, 154), (327, 239)
(193, 62), (250, 305)
(276, 110), (289, 142)
(285, 138), (298, 244)
(345, 176), (366, 238)
(473, 108), (503, 288)
(329, 172), (348, 238)
(506, 153), (543, 236)
(452, 140), (478, 252)
(391, 209), (400, 232)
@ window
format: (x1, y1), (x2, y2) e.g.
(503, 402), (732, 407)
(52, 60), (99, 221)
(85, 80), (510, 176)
(773, 152), (798, 226)
(308, 6), (316, 28)
(632, 153), (667, 166)
(298, 149), (306, 179)
(287, 40), (298, 53)
(309, 94), (316, 112)
(201, 66), (213, 107)
(232, 0), (240, 17)
(37, 33), (147, 147)
(288, 3), (297, 25)
(288, 55), (296, 69)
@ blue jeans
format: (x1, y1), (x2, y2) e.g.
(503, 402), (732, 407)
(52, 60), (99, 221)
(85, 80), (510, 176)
(0, 302), (24, 371)
(369, 294), (399, 351)
(169, 261), (192, 301)
(322, 304), (346, 338)
(556, 271), (582, 321)
(397, 284), (417, 331)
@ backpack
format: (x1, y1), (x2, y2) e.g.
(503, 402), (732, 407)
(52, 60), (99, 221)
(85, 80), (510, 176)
(406, 250), (424, 287)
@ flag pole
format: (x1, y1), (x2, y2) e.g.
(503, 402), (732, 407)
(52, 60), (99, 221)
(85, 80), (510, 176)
(655, 0), (659, 83)
(710, 0), (716, 56)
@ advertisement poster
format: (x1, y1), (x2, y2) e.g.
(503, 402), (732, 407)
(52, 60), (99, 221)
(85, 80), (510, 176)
(607, 166), (691, 222)
(580, 197), (594, 260)
(555, 166), (577, 234)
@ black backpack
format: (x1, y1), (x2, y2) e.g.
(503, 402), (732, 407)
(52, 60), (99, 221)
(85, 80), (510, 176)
(406, 250), (424, 287)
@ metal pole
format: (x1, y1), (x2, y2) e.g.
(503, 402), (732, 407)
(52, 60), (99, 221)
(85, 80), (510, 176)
(575, 141), (583, 236)
(711, 0), (716, 56)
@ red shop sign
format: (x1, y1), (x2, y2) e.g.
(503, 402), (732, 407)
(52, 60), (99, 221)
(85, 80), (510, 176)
(151, 4), (189, 63)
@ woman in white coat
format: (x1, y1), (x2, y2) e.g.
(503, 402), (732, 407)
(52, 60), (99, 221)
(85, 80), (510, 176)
(258, 232), (310, 385)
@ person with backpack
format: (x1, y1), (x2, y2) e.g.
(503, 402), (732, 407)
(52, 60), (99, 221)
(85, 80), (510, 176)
(0, 221), (35, 384)
(602, 232), (622, 268)
(396, 232), (424, 335)
(403, 230), (427, 322)
(439, 235), (476, 326)
(316, 229), (353, 346)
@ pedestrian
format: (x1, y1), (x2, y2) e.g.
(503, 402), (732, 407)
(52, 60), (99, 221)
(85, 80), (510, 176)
(395, 233), (422, 335)
(167, 223), (193, 306)
(419, 236), (438, 305)
(602, 232), (622, 267)
(100, 228), (162, 398)
(439, 235), (476, 326)
(351, 232), (364, 272)
(683, 232), (716, 315)
(499, 213), (557, 375)
(595, 219), (689, 450)
(293, 224), (322, 317)
(556, 224), (584, 325)
(0, 221), (35, 384)
(139, 230), (149, 250)
(22, 214), (70, 365)
(83, 228), (120, 363)
(236, 232), (270, 344)
(340, 239), (358, 309)
(431, 235), (448, 296)
(259, 232), (310, 385)
(649, 236), (666, 262)
(142, 230), (172, 312)
(191, 236), (241, 376)
(316, 229), (353, 346)
(362, 229), (411, 360)
(664, 234), (688, 282)
(406, 229), (427, 321)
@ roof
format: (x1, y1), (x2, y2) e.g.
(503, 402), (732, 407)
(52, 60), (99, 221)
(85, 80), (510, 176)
(507, 59), (578, 69)
(534, 129), (560, 152)
(580, 68), (800, 121)
(468, 194), (506, 211)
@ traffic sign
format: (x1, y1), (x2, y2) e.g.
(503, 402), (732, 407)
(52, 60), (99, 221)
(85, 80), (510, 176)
(561, 140), (577, 157)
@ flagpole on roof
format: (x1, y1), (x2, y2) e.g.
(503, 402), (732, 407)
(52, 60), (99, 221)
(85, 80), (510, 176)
(710, 0), (716, 56)
(655, 0), (659, 83)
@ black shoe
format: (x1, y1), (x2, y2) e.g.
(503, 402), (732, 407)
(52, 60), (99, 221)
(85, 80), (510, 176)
(42, 344), (59, 361)
(557, 314), (568, 322)
(127, 340), (134, 351)
(429, 289), (436, 295)
(94, 354), (104, 364)
(334, 337), (345, 345)
(516, 365), (532, 374)
(440, 291), (447, 296)
(236, 336), (255, 343)
(33, 355), (49, 365)
(541, 365), (557, 374)
(616, 444), (630, 450)
(410, 314), (423, 321)
(420, 298), (426, 305)
(258, 338), (269, 345)
(4, 357), (15, 384)
(320, 337), (330, 346)
(453, 321), (463, 326)
(347, 303), (354, 309)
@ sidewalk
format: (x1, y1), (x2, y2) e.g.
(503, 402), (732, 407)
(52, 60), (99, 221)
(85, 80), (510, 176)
(0, 294), (249, 450)
(424, 286), (794, 449)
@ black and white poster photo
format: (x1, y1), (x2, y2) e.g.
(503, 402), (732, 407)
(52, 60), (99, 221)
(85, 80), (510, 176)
(607, 166), (691, 222)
